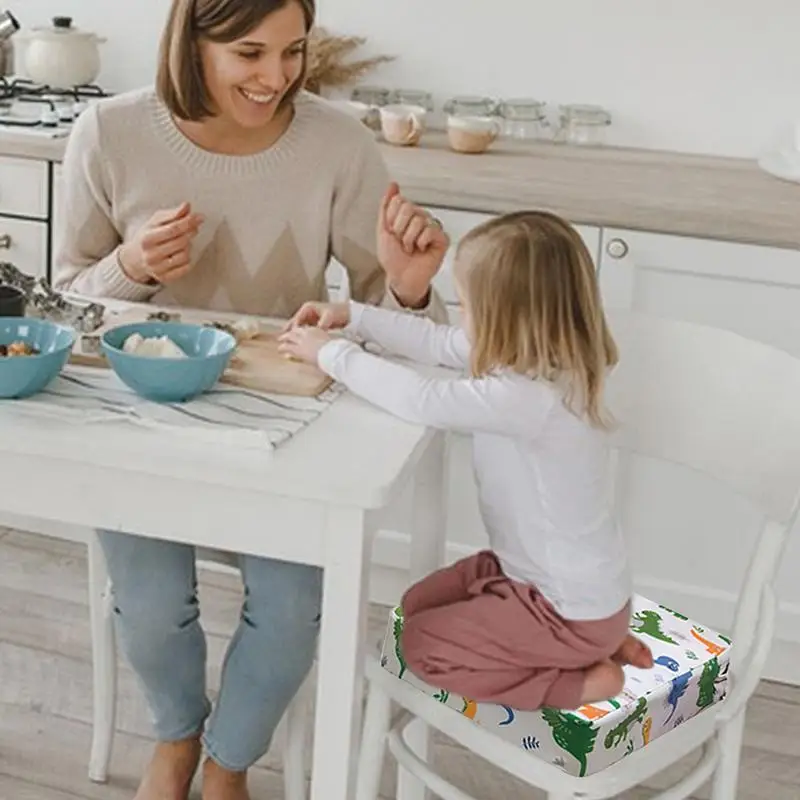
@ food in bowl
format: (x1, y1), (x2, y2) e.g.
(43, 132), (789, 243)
(0, 340), (40, 357)
(122, 332), (188, 358)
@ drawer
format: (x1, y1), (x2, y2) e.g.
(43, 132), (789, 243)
(0, 157), (49, 219)
(0, 215), (48, 279)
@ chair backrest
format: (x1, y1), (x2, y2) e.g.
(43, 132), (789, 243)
(604, 309), (800, 526)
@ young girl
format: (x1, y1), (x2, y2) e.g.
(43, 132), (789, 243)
(279, 210), (653, 711)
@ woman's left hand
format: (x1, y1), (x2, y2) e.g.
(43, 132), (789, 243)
(378, 182), (449, 308)
(277, 326), (333, 365)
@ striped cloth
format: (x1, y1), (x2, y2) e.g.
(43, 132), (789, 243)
(8, 365), (343, 449)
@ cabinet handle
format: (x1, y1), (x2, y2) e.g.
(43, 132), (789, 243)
(605, 238), (629, 259)
(0, 234), (10, 249)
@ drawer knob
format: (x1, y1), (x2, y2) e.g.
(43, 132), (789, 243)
(605, 238), (629, 259)
(0, 234), (11, 249)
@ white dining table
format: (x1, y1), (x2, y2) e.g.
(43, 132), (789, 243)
(0, 358), (447, 800)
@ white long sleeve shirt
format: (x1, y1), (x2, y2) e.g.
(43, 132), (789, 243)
(317, 303), (632, 621)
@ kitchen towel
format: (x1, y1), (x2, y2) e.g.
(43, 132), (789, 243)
(8, 364), (343, 449)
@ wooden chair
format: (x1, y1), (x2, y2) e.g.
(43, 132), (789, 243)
(86, 539), (310, 800)
(354, 309), (800, 800)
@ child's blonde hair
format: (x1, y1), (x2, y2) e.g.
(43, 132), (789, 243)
(454, 210), (618, 428)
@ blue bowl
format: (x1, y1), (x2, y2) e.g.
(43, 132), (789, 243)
(0, 317), (77, 399)
(101, 321), (237, 403)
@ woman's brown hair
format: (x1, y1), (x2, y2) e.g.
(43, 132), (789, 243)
(454, 210), (618, 428)
(157, 0), (315, 121)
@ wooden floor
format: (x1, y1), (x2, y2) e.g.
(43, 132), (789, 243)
(1, 528), (798, 800)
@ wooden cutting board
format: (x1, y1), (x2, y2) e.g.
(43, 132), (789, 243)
(69, 307), (333, 397)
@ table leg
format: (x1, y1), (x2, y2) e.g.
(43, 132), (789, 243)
(398, 432), (449, 800)
(310, 506), (372, 800)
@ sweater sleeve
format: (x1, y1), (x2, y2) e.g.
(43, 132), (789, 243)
(317, 339), (554, 437)
(329, 130), (448, 323)
(52, 104), (160, 301)
(346, 301), (470, 369)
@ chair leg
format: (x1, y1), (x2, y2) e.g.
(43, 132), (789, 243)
(710, 711), (746, 800)
(355, 680), (392, 800)
(283, 680), (310, 800)
(87, 534), (118, 784)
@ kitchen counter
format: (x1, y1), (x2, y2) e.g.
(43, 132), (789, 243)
(380, 133), (800, 250)
(3, 128), (800, 250)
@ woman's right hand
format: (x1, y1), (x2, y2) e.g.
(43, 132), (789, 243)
(118, 202), (204, 285)
(283, 301), (350, 331)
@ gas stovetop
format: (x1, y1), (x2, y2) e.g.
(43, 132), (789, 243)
(0, 77), (111, 138)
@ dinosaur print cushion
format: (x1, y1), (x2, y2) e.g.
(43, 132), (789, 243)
(379, 595), (731, 778)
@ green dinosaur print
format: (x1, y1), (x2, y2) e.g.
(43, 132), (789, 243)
(697, 657), (721, 709)
(540, 708), (599, 778)
(719, 633), (732, 645)
(631, 610), (678, 645)
(604, 697), (648, 749)
(393, 608), (407, 679)
(658, 603), (688, 621)
(433, 689), (450, 704)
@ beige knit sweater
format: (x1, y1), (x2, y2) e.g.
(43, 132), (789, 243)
(53, 87), (445, 321)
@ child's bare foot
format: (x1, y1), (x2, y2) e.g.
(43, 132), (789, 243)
(581, 660), (625, 704)
(133, 738), (202, 800)
(202, 757), (250, 800)
(612, 635), (654, 669)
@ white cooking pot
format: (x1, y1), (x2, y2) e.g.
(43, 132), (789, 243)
(16, 16), (106, 89)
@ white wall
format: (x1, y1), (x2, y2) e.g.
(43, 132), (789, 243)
(15, 0), (800, 158)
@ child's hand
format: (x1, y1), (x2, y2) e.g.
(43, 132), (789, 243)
(277, 326), (333, 365)
(282, 301), (350, 332)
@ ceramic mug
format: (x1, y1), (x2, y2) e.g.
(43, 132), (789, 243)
(447, 115), (501, 154)
(380, 104), (426, 146)
(0, 284), (25, 316)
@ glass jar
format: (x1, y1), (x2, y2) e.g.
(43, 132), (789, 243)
(442, 95), (497, 118)
(350, 86), (389, 131)
(390, 88), (434, 111)
(557, 104), (611, 146)
(496, 98), (547, 140)
(351, 85), (390, 107)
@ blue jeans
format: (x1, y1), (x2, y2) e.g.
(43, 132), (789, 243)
(98, 529), (323, 771)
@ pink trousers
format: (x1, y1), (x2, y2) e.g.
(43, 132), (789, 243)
(400, 550), (630, 711)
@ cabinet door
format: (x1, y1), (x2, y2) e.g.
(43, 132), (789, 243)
(0, 215), (48, 280)
(597, 228), (800, 681)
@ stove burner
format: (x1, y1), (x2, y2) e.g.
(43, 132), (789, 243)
(0, 78), (111, 130)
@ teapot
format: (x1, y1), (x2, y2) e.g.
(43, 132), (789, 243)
(16, 16), (106, 89)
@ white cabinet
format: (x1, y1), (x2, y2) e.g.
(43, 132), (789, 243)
(597, 228), (800, 682)
(0, 216), (48, 280)
(0, 156), (49, 280)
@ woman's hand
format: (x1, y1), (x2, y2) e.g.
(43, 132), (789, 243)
(378, 182), (449, 308)
(118, 202), (204, 285)
(277, 326), (333, 365)
(282, 301), (350, 332)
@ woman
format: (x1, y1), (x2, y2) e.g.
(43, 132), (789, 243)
(53, 1), (448, 798)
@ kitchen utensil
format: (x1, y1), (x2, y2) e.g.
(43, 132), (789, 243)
(556, 104), (611, 146)
(443, 95), (497, 118)
(0, 316), (76, 398)
(497, 98), (548, 140)
(17, 16), (106, 89)
(446, 115), (500, 154)
(72, 307), (333, 397)
(100, 321), (237, 403)
(0, 9), (19, 77)
(379, 104), (426, 146)
(0, 283), (25, 316)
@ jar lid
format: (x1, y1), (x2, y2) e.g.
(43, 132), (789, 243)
(498, 98), (546, 120)
(560, 104), (611, 125)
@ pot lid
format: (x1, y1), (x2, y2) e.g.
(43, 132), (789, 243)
(26, 16), (100, 42)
